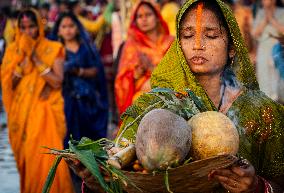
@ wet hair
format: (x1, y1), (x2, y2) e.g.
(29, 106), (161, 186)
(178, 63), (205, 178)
(18, 10), (38, 27)
(52, 12), (81, 43)
(134, 2), (158, 21)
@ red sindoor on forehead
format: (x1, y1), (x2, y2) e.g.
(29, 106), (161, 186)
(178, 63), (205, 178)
(22, 15), (30, 23)
(195, 2), (204, 48)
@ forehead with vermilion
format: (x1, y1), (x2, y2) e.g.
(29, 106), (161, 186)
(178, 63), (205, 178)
(181, 4), (223, 30)
(195, 2), (204, 48)
(20, 15), (36, 27)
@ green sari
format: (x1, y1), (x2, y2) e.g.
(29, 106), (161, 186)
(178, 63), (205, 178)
(117, 0), (284, 187)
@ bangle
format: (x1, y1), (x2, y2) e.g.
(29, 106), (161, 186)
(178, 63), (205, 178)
(13, 71), (23, 78)
(256, 176), (274, 193)
(15, 65), (23, 76)
(40, 67), (51, 76)
(36, 63), (49, 74)
(78, 68), (84, 76)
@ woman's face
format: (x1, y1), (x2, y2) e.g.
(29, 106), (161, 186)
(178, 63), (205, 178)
(19, 17), (39, 39)
(136, 4), (158, 34)
(180, 7), (230, 76)
(58, 17), (78, 42)
(262, 0), (276, 8)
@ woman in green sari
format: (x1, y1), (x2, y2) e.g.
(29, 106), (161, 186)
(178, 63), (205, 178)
(66, 0), (284, 192)
(116, 0), (284, 192)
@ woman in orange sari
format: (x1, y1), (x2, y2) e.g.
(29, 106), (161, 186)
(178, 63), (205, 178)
(1, 9), (74, 193)
(115, 1), (174, 115)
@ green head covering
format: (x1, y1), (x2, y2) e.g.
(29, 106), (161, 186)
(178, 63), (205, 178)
(151, 0), (259, 110)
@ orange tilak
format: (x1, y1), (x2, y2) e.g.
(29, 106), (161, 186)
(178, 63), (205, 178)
(195, 2), (204, 48)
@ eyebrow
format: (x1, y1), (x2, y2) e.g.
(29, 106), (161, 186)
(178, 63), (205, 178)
(180, 26), (221, 32)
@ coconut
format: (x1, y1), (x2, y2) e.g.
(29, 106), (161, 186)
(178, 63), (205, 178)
(135, 109), (192, 171)
(188, 111), (239, 160)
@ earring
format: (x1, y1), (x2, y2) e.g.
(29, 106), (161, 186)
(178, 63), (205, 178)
(230, 56), (235, 67)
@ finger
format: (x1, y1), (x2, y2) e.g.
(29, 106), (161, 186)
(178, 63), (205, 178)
(214, 174), (236, 186)
(214, 169), (236, 178)
(231, 165), (255, 177)
(64, 158), (85, 174)
(219, 181), (240, 193)
(208, 170), (216, 180)
(79, 167), (93, 180)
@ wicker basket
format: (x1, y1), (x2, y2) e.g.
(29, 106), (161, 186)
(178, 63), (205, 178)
(122, 154), (237, 193)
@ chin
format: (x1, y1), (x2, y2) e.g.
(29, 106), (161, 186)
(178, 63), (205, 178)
(189, 65), (209, 74)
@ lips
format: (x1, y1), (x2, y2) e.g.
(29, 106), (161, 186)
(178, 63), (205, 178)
(190, 56), (208, 65)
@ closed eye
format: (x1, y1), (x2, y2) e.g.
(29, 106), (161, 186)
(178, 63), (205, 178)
(205, 35), (219, 39)
(182, 35), (194, 39)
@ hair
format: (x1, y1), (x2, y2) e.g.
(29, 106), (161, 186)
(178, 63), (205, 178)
(134, 1), (158, 21)
(181, 0), (233, 55)
(68, 0), (80, 11)
(53, 12), (81, 43)
(181, 1), (230, 37)
(40, 3), (50, 11)
(18, 10), (38, 27)
(181, 0), (238, 87)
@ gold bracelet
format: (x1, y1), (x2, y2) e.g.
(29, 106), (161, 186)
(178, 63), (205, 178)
(15, 65), (23, 76)
(36, 63), (49, 74)
(40, 67), (51, 76)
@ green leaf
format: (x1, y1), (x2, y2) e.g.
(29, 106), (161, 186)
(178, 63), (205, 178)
(186, 89), (208, 112)
(75, 138), (110, 159)
(98, 160), (142, 192)
(150, 87), (174, 93)
(69, 142), (113, 193)
(42, 156), (63, 193)
(164, 170), (173, 193)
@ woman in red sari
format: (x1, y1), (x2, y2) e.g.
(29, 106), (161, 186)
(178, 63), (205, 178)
(115, 1), (174, 115)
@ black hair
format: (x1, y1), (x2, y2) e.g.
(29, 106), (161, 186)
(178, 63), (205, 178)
(11, 10), (20, 19)
(181, 0), (238, 87)
(1, 6), (11, 17)
(134, 1), (158, 21)
(18, 10), (38, 27)
(180, 0), (233, 51)
(40, 3), (51, 11)
(52, 12), (81, 43)
(68, 0), (80, 11)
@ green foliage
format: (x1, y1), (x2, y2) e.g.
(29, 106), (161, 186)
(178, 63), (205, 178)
(42, 156), (63, 193)
(117, 87), (207, 145)
(42, 137), (141, 193)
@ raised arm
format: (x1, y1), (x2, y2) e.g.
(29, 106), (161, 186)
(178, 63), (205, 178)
(33, 54), (64, 89)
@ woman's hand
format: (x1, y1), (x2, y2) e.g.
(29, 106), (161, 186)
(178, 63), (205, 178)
(265, 8), (274, 22)
(19, 34), (36, 56)
(64, 158), (97, 191)
(211, 160), (259, 193)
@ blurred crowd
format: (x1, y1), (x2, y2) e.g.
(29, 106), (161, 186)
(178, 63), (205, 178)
(0, 0), (284, 192)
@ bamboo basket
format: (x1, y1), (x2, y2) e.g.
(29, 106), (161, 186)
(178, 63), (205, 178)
(121, 154), (237, 193)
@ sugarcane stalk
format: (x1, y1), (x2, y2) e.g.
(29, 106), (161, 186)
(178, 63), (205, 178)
(107, 144), (136, 169)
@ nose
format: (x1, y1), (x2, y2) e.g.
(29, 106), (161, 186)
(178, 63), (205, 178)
(193, 38), (205, 50)
(24, 28), (32, 36)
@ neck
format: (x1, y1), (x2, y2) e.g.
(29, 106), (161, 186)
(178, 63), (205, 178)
(65, 38), (79, 51)
(196, 73), (222, 108)
(65, 38), (78, 45)
(146, 29), (159, 43)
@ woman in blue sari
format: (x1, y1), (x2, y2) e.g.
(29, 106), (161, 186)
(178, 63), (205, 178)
(51, 12), (108, 147)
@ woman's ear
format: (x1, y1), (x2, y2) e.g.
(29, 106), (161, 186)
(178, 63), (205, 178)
(228, 47), (235, 58)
